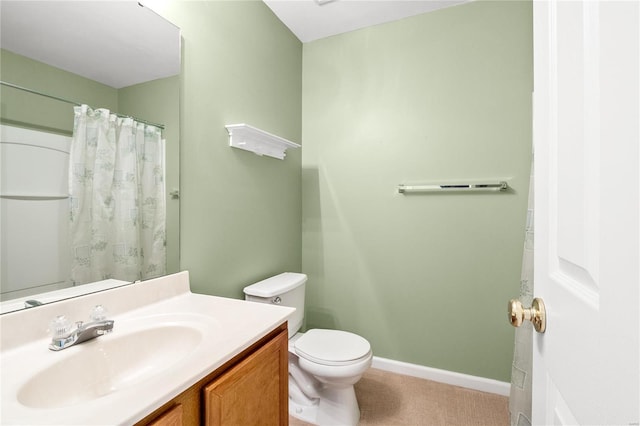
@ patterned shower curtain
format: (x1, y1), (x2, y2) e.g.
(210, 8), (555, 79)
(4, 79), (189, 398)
(509, 158), (534, 426)
(69, 105), (166, 285)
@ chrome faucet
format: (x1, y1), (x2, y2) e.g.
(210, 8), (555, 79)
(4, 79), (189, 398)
(49, 305), (114, 351)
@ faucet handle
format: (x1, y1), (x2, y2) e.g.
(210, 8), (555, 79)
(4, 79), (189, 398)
(50, 315), (72, 338)
(89, 304), (108, 322)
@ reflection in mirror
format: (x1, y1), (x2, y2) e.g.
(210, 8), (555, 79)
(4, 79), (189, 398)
(0, 1), (181, 314)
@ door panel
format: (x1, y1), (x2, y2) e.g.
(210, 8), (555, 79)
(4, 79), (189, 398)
(533, 1), (639, 424)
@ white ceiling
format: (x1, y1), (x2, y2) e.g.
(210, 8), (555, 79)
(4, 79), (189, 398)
(0, 0), (466, 89)
(0, 1), (180, 89)
(262, 0), (470, 43)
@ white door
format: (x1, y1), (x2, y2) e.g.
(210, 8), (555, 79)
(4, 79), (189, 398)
(532, 0), (639, 425)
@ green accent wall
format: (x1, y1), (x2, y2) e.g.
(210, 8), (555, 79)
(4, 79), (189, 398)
(0, 49), (118, 134)
(160, 1), (303, 298)
(301, 1), (532, 381)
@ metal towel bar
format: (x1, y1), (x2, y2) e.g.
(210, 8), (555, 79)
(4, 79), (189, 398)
(398, 181), (508, 194)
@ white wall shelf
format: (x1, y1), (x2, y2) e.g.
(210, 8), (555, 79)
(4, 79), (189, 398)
(225, 123), (300, 160)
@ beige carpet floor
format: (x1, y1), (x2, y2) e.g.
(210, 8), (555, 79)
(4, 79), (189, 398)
(289, 368), (509, 426)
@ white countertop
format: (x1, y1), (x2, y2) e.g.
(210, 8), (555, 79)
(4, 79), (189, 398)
(0, 271), (294, 425)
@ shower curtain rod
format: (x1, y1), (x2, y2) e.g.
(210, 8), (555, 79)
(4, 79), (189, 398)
(0, 80), (165, 130)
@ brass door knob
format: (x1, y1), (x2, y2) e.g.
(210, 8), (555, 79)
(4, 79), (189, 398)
(508, 298), (546, 333)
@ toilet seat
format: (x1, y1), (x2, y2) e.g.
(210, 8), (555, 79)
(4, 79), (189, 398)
(294, 329), (371, 366)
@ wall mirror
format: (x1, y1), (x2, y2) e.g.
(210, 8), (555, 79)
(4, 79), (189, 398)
(0, 1), (181, 314)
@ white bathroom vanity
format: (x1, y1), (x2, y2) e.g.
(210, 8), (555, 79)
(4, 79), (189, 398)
(0, 271), (294, 425)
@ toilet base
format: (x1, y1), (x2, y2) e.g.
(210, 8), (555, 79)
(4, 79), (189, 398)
(289, 398), (319, 424)
(289, 385), (361, 426)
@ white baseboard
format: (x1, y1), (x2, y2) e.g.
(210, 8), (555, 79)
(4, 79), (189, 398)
(371, 356), (511, 397)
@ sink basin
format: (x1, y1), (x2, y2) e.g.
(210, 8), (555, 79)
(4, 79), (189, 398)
(0, 272), (293, 426)
(17, 322), (203, 409)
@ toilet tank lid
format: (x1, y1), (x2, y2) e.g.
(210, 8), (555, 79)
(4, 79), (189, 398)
(243, 272), (307, 298)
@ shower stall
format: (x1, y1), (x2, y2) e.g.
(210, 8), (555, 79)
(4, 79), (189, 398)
(0, 124), (72, 299)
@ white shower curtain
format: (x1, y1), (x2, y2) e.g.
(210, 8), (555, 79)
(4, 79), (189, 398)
(509, 158), (534, 426)
(69, 105), (166, 285)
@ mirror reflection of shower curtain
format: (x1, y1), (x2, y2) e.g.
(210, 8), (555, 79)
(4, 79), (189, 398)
(69, 105), (166, 285)
(509, 157), (534, 426)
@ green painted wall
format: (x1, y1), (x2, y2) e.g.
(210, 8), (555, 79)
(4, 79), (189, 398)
(0, 49), (118, 134)
(301, 1), (532, 381)
(0, 49), (181, 275)
(160, 1), (303, 298)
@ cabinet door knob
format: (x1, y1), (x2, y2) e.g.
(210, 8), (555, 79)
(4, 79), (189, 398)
(508, 298), (546, 333)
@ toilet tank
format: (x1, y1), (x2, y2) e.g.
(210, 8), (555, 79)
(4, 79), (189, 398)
(243, 272), (307, 337)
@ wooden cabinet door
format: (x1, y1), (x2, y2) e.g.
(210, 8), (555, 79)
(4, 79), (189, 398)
(204, 329), (288, 426)
(146, 404), (183, 426)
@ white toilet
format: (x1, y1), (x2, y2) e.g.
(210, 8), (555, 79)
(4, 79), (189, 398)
(244, 272), (372, 426)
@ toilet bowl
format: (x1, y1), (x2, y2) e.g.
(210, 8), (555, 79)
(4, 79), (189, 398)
(244, 273), (372, 426)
